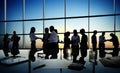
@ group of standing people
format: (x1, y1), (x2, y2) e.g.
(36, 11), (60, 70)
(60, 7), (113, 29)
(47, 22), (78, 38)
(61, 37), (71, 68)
(64, 29), (88, 64)
(91, 30), (119, 62)
(3, 31), (20, 57)
(29, 26), (59, 61)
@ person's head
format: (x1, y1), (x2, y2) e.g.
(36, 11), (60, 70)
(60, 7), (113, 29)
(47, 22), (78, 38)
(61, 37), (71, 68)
(5, 33), (9, 38)
(93, 30), (97, 35)
(13, 31), (16, 35)
(66, 31), (70, 37)
(73, 29), (77, 36)
(80, 29), (85, 35)
(110, 33), (114, 37)
(102, 32), (105, 36)
(30, 27), (35, 34)
(49, 26), (54, 32)
(45, 28), (49, 33)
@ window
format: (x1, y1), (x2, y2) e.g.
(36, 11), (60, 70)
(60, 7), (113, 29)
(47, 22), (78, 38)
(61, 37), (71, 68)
(6, 0), (22, 20)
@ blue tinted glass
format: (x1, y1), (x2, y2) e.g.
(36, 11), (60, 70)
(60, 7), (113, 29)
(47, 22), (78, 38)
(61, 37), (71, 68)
(90, 16), (114, 31)
(90, 0), (114, 15)
(25, 21), (43, 34)
(25, 0), (43, 19)
(6, 22), (22, 34)
(6, 0), (22, 20)
(66, 0), (88, 17)
(116, 16), (120, 30)
(0, 22), (5, 34)
(0, 0), (4, 21)
(66, 18), (88, 32)
(116, 0), (120, 14)
(45, 20), (64, 33)
(45, 0), (64, 18)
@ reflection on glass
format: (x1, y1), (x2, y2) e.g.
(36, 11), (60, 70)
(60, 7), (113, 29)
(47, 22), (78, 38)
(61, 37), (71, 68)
(25, 21), (43, 34)
(6, 0), (22, 20)
(45, 0), (64, 18)
(90, 16), (114, 31)
(25, 0), (43, 19)
(6, 22), (22, 34)
(45, 20), (64, 33)
(90, 0), (114, 15)
(66, 18), (88, 32)
(0, 22), (5, 34)
(66, 0), (88, 17)
(0, 0), (4, 21)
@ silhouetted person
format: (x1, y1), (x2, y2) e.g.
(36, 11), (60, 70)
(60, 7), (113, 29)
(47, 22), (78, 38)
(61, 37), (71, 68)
(54, 29), (59, 56)
(79, 29), (88, 64)
(48, 26), (59, 59)
(71, 30), (80, 63)
(11, 31), (20, 57)
(3, 33), (10, 57)
(63, 31), (70, 59)
(99, 32), (106, 58)
(29, 27), (42, 61)
(42, 28), (50, 59)
(106, 33), (119, 57)
(91, 30), (97, 64)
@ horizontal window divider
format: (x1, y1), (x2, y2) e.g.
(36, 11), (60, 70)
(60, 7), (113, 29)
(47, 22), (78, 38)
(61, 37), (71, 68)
(0, 14), (120, 22)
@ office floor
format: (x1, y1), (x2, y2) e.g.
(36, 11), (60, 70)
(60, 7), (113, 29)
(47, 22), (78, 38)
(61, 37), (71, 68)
(0, 49), (120, 73)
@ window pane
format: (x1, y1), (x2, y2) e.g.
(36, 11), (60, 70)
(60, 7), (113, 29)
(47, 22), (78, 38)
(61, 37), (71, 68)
(6, 22), (22, 34)
(116, 32), (120, 48)
(0, 0), (4, 21)
(25, 0), (43, 19)
(116, 0), (120, 14)
(6, 0), (22, 20)
(66, 0), (88, 17)
(25, 35), (43, 49)
(0, 22), (5, 34)
(116, 16), (120, 30)
(45, 20), (64, 33)
(90, 16), (114, 31)
(45, 0), (64, 18)
(66, 18), (88, 32)
(90, 0), (114, 15)
(25, 21), (43, 34)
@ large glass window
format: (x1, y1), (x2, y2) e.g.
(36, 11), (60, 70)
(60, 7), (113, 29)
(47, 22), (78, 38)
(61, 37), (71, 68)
(90, 0), (114, 15)
(6, 0), (22, 20)
(45, 20), (64, 33)
(0, 0), (4, 21)
(25, 0), (43, 19)
(45, 0), (64, 18)
(0, 22), (5, 34)
(6, 22), (22, 34)
(90, 16), (114, 31)
(66, 0), (88, 17)
(66, 18), (88, 32)
(116, 16), (120, 30)
(116, 0), (120, 14)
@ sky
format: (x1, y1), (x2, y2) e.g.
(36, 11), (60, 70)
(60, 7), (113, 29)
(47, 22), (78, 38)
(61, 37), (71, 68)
(0, 0), (120, 48)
